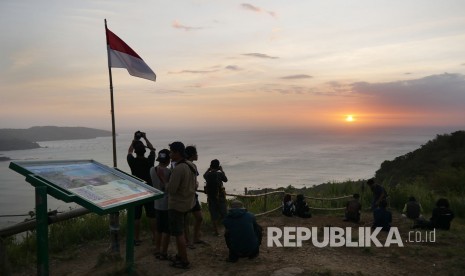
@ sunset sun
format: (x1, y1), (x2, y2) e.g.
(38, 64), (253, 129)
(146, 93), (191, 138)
(345, 115), (355, 122)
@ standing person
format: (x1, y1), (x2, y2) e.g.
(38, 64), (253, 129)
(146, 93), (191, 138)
(372, 200), (392, 232)
(166, 141), (197, 269)
(204, 159), (228, 236)
(150, 149), (171, 259)
(184, 145), (205, 249)
(223, 200), (262, 263)
(367, 178), (387, 211)
(344, 194), (362, 223)
(126, 131), (156, 246)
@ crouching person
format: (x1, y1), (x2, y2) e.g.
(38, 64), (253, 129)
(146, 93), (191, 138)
(223, 200), (262, 262)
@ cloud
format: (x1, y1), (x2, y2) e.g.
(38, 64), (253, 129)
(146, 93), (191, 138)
(351, 73), (465, 111)
(242, 53), (278, 59)
(168, 69), (218, 74)
(172, 20), (203, 31)
(281, 74), (313, 80)
(225, 65), (241, 71)
(241, 3), (277, 18)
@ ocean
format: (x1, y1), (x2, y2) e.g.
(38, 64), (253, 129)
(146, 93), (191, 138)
(0, 126), (459, 227)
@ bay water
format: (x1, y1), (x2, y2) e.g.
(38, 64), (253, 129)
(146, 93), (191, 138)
(0, 126), (458, 227)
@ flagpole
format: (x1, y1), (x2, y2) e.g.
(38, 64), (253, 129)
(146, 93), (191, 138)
(104, 19), (120, 256)
(105, 19), (117, 168)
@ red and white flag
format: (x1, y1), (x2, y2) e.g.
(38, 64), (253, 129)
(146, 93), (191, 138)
(106, 28), (156, 81)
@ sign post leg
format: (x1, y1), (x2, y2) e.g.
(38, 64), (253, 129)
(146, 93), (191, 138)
(126, 207), (135, 274)
(36, 185), (49, 276)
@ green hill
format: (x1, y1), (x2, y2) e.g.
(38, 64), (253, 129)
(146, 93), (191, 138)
(0, 126), (112, 151)
(375, 130), (465, 193)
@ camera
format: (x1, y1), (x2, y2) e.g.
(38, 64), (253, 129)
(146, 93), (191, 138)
(134, 130), (145, 140)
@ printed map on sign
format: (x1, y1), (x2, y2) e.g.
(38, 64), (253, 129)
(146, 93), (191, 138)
(22, 161), (160, 209)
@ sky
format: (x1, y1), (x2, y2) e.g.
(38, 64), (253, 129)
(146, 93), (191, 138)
(1, 0), (465, 132)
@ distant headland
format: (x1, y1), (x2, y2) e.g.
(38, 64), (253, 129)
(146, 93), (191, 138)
(0, 126), (113, 151)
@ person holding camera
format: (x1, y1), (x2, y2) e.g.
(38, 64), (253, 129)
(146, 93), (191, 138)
(127, 131), (157, 246)
(203, 159), (228, 236)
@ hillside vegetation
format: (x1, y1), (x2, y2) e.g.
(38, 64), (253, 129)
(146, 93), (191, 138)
(0, 126), (112, 151)
(375, 130), (465, 194)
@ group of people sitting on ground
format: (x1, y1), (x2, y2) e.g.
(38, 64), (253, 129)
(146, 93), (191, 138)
(282, 193), (312, 218)
(282, 178), (455, 233)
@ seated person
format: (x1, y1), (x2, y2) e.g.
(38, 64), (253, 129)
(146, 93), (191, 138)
(223, 200), (262, 262)
(282, 193), (295, 217)
(402, 196), (423, 219)
(372, 200), (391, 232)
(294, 194), (312, 218)
(413, 198), (455, 230)
(344, 194), (361, 223)
(430, 198), (454, 230)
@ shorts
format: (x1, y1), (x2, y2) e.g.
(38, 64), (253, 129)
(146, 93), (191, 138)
(208, 197), (227, 221)
(169, 209), (187, 237)
(156, 210), (169, 234)
(135, 201), (156, 220)
(191, 195), (201, 212)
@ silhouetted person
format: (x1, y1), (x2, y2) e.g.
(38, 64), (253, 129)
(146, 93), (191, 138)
(223, 200), (262, 262)
(294, 194), (312, 218)
(344, 193), (361, 223)
(367, 178), (387, 211)
(127, 131), (156, 246)
(372, 200), (391, 232)
(184, 145), (205, 248)
(204, 159), (228, 236)
(166, 141), (197, 269)
(282, 194), (295, 217)
(430, 198), (454, 230)
(402, 196), (423, 220)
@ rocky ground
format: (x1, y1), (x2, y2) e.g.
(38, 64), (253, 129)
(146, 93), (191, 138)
(12, 211), (465, 276)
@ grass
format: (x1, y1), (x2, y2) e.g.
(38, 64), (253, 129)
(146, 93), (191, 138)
(3, 179), (465, 273)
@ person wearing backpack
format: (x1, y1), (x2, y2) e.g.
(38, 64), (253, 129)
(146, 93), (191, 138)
(204, 159), (228, 236)
(282, 194), (295, 217)
(294, 194), (312, 218)
(150, 149), (171, 260)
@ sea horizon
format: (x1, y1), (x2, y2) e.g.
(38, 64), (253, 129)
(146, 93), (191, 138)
(0, 125), (463, 227)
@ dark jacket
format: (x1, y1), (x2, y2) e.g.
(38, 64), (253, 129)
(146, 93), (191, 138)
(431, 207), (454, 230)
(223, 208), (260, 255)
(204, 170), (227, 199)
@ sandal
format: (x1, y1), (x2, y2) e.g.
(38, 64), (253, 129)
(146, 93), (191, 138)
(168, 254), (181, 262)
(194, 240), (207, 244)
(156, 253), (169, 260)
(170, 259), (190, 269)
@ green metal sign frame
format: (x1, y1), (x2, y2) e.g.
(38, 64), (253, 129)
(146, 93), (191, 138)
(9, 159), (163, 275)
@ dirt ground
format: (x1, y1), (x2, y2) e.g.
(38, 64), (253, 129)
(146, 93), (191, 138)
(12, 212), (465, 276)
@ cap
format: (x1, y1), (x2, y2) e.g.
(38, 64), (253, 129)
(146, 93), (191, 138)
(156, 149), (170, 162)
(230, 200), (244, 209)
